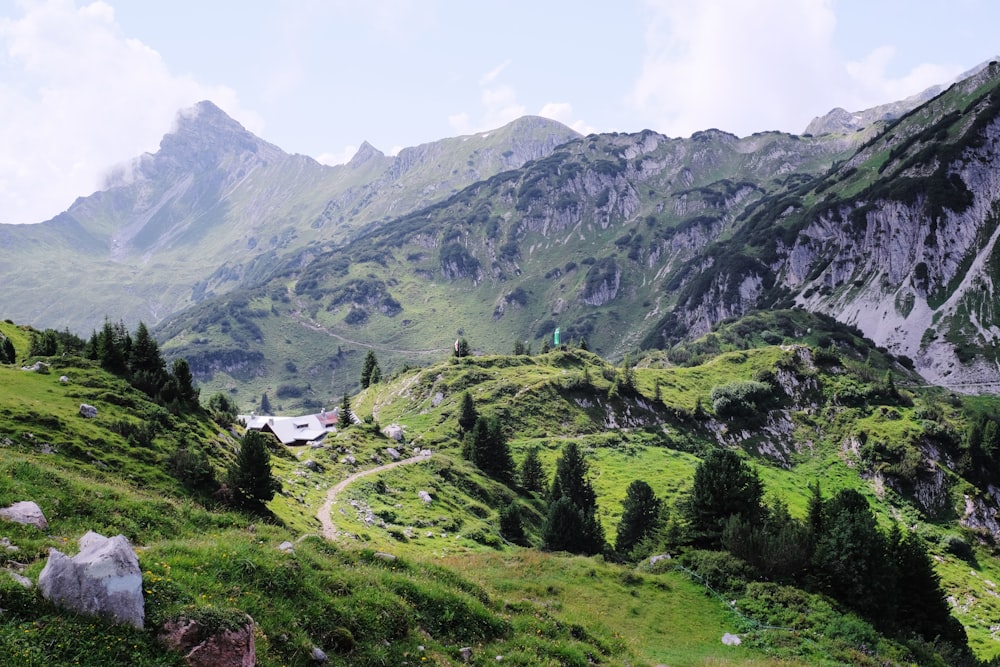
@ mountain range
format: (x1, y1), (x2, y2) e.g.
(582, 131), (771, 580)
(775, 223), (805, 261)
(3, 61), (1000, 409)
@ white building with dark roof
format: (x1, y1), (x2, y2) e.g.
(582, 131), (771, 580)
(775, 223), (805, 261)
(240, 409), (338, 446)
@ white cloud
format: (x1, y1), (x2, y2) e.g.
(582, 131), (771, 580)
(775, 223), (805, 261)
(629, 0), (965, 139)
(846, 46), (961, 103)
(629, 0), (839, 138)
(0, 0), (259, 224)
(449, 62), (527, 135)
(538, 102), (596, 136)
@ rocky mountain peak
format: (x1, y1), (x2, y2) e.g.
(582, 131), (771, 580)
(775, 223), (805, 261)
(348, 140), (386, 167)
(154, 100), (282, 172)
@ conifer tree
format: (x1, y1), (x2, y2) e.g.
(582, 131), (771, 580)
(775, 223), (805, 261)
(810, 488), (895, 624)
(499, 503), (528, 546)
(227, 430), (281, 512)
(339, 392), (353, 426)
(0, 335), (14, 364)
(469, 415), (515, 483)
(129, 322), (169, 397)
(683, 448), (764, 548)
(171, 358), (199, 407)
(457, 391), (478, 433)
(454, 337), (470, 358)
(890, 526), (968, 648)
(360, 349), (381, 388)
(519, 446), (546, 493)
(97, 319), (128, 374)
(260, 392), (272, 414)
(543, 442), (604, 554)
(615, 480), (661, 559)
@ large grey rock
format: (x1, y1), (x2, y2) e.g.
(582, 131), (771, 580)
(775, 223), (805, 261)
(79, 403), (98, 418)
(382, 424), (404, 442)
(159, 613), (256, 667)
(385, 447), (401, 461)
(721, 632), (742, 646)
(38, 531), (144, 628)
(0, 500), (48, 530)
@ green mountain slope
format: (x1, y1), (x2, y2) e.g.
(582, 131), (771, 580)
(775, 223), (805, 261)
(5, 311), (1000, 665)
(0, 104), (579, 335)
(151, 61), (1000, 406)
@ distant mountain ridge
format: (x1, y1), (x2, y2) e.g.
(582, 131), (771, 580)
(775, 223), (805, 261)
(7, 63), (1000, 402)
(0, 102), (578, 332)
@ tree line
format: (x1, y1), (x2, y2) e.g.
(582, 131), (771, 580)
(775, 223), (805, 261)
(27, 320), (199, 411)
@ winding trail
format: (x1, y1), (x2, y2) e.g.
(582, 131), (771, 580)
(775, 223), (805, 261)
(316, 452), (432, 540)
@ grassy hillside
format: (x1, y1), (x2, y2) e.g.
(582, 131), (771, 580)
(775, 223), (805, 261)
(3, 315), (1000, 665)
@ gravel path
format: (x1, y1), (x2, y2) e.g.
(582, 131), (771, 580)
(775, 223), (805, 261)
(317, 452), (432, 539)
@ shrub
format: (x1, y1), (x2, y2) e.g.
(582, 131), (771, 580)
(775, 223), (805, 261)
(710, 380), (776, 420)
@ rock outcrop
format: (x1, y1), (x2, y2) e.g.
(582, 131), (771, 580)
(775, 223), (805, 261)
(159, 613), (256, 667)
(38, 531), (144, 629)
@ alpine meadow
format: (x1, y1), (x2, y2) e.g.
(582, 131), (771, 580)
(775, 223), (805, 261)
(6, 57), (1000, 666)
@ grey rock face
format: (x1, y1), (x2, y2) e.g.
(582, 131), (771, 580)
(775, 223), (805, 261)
(79, 403), (98, 418)
(38, 531), (144, 629)
(0, 500), (48, 530)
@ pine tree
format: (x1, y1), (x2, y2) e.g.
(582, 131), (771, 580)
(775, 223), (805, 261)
(457, 391), (478, 433)
(890, 527), (969, 649)
(810, 488), (895, 624)
(360, 349), (382, 388)
(171, 358), (199, 407)
(260, 392), (272, 414)
(519, 446), (546, 493)
(469, 415), (515, 483)
(97, 319), (128, 374)
(983, 418), (1000, 458)
(551, 442), (597, 511)
(454, 337), (470, 358)
(129, 322), (169, 397)
(542, 496), (604, 555)
(207, 391), (236, 424)
(543, 442), (604, 554)
(339, 392), (353, 426)
(0, 335), (14, 364)
(499, 503), (528, 546)
(615, 480), (661, 559)
(683, 448), (765, 548)
(227, 430), (281, 512)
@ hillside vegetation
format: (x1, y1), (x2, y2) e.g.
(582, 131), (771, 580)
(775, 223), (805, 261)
(4, 313), (1000, 666)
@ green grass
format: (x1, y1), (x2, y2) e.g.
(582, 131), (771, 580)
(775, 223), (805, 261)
(5, 316), (1000, 665)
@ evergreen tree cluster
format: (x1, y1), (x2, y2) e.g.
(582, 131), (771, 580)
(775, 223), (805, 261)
(83, 320), (199, 409)
(29, 327), (86, 357)
(674, 449), (968, 656)
(26, 320), (199, 411)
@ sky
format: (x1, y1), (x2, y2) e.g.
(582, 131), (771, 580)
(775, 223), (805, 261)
(1, 0), (997, 225)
